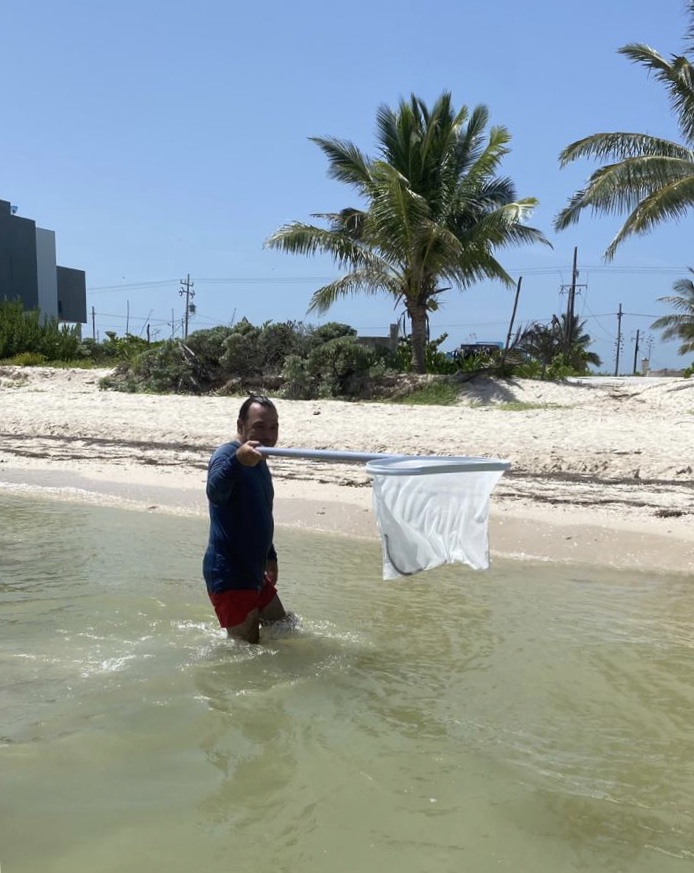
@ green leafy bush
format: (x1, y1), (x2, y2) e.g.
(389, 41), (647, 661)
(131, 340), (208, 393)
(306, 336), (379, 398)
(307, 322), (356, 346)
(215, 319), (312, 379)
(220, 328), (262, 376)
(392, 333), (457, 375)
(3, 351), (48, 366)
(279, 354), (313, 399)
(185, 325), (236, 365)
(0, 300), (82, 361)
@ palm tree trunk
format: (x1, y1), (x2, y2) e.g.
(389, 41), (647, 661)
(409, 302), (429, 374)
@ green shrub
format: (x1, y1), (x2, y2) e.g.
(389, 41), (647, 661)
(392, 332), (458, 374)
(511, 358), (543, 379)
(77, 338), (118, 363)
(306, 336), (377, 398)
(212, 319), (311, 379)
(130, 340), (207, 393)
(3, 351), (48, 366)
(185, 325), (237, 366)
(279, 354), (313, 399)
(220, 329), (262, 376)
(0, 299), (81, 361)
(307, 322), (356, 347)
(261, 321), (310, 367)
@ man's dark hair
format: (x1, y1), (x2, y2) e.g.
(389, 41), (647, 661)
(238, 395), (276, 424)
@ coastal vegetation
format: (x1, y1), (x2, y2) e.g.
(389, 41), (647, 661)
(0, 301), (83, 364)
(0, 299), (612, 399)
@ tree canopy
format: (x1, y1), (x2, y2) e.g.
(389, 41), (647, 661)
(267, 92), (547, 372)
(555, 2), (694, 259)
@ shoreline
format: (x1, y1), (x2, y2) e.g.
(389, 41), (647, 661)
(1, 365), (693, 576)
(1, 462), (692, 575)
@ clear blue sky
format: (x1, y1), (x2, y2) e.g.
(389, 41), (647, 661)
(2, 0), (693, 371)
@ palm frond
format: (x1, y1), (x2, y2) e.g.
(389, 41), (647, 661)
(310, 137), (373, 192)
(307, 268), (400, 314)
(455, 176), (517, 217)
(457, 125), (512, 190)
(452, 104), (490, 175)
(657, 290), (694, 309)
(375, 100), (415, 179)
(671, 267), (694, 297)
(556, 14), (694, 263)
(651, 266), (694, 354)
(619, 44), (694, 145)
(686, 0), (694, 53)
(559, 132), (692, 166)
(462, 199), (545, 244)
(604, 175), (694, 259)
(443, 248), (514, 289)
(677, 338), (694, 354)
(265, 222), (381, 271)
(651, 312), (692, 330)
(554, 155), (694, 233)
(367, 162), (433, 265)
(312, 208), (368, 239)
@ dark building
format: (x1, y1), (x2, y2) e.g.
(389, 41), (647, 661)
(0, 199), (86, 323)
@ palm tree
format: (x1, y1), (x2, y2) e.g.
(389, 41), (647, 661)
(515, 322), (560, 378)
(651, 269), (694, 355)
(560, 313), (602, 371)
(266, 92), (548, 373)
(515, 314), (601, 376)
(555, 2), (694, 259)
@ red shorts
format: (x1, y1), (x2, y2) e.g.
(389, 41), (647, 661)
(209, 578), (278, 629)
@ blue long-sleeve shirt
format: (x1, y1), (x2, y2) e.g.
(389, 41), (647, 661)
(202, 440), (277, 594)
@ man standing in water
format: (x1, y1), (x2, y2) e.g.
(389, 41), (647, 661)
(203, 395), (290, 643)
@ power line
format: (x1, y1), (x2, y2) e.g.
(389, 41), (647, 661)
(88, 280), (178, 294)
(86, 264), (692, 295)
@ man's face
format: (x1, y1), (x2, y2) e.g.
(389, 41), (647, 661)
(238, 403), (279, 447)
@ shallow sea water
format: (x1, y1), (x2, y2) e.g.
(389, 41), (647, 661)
(1, 492), (693, 872)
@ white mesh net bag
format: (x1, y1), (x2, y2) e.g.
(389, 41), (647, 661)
(366, 456), (509, 579)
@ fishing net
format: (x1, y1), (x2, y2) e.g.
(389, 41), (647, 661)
(260, 447), (509, 580)
(366, 457), (509, 579)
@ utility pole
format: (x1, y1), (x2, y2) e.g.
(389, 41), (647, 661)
(560, 247), (586, 354)
(91, 306), (96, 340)
(502, 276), (522, 364)
(179, 274), (195, 339)
(632, 328), (641, 375)
(614, 303), (623, 376)
(567, 246), (578, 348)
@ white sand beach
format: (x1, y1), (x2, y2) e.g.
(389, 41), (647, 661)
(1, 365), (693, 573)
